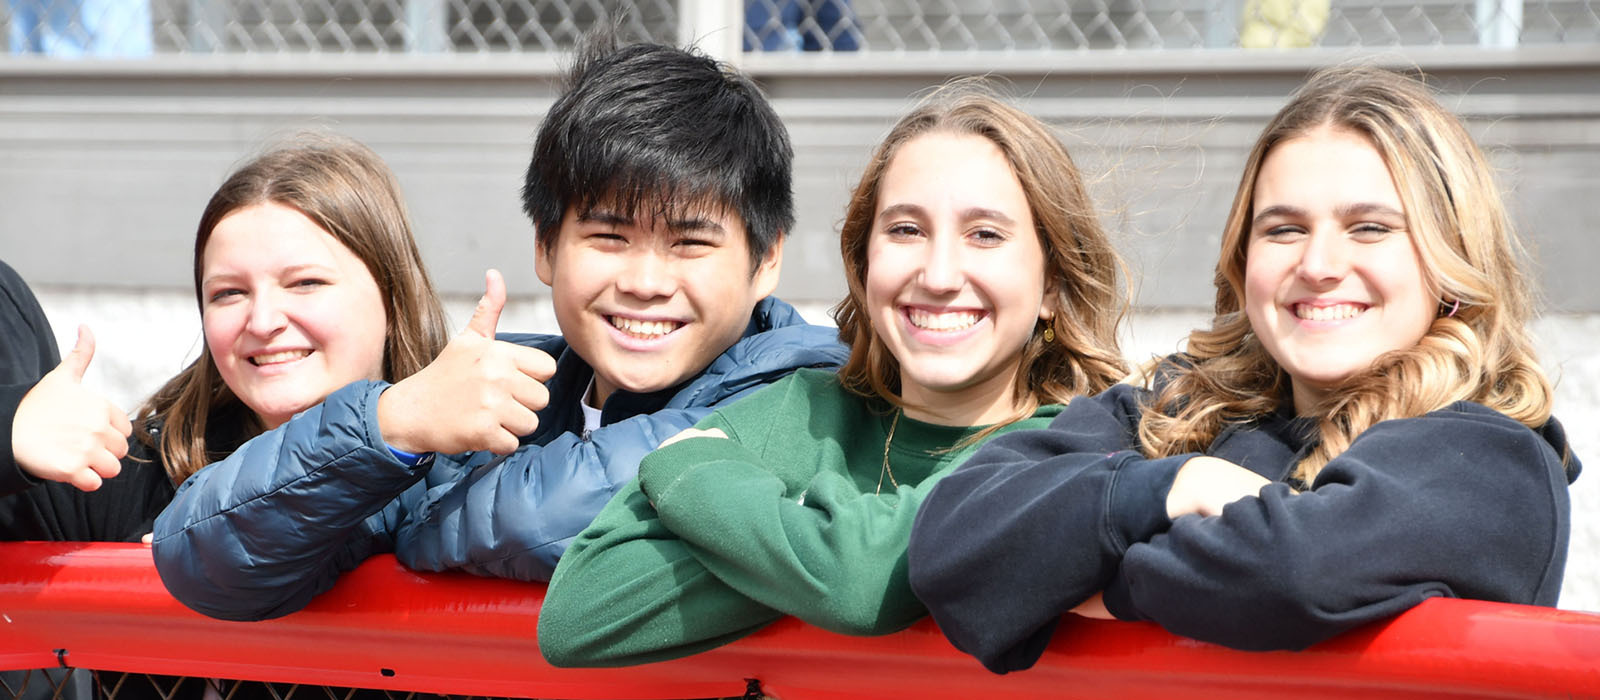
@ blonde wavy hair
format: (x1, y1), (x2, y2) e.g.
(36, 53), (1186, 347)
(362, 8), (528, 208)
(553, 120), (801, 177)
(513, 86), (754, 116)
(137, 132), (450, 484)
(1138, 65), (1558, 486)
(831, 82), (1129, 427)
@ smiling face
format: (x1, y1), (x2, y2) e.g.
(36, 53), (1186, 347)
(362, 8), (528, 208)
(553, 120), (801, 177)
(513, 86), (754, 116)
(865, 131), (1053, 426)
(201, 201), (389, 429)
(1244, 126), (1437, 414)
(536, 201), (781, 407)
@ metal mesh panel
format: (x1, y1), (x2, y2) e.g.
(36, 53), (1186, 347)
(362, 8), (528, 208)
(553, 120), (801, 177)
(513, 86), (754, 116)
(0, 670), (749, 700)
(771, 0), (1599, 50)
(1, 0), (1595, 54)
(1, 0), (677, 54)
(0, 670), (533, 700)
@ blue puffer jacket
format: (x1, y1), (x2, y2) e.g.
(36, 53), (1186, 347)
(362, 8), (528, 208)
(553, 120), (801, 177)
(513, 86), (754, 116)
(151, 297), (848, 622)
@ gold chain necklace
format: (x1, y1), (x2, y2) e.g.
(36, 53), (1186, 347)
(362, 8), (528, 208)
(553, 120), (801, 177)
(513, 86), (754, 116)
(875, 410), (902, 495)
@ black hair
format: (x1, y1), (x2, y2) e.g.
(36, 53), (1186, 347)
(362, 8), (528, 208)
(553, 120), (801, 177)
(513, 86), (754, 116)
(522, 35), (794, 268)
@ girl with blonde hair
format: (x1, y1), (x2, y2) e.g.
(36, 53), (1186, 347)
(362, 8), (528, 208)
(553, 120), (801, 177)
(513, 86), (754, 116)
(539, 83), (1128, 667)
(910, 65), (1578, 672)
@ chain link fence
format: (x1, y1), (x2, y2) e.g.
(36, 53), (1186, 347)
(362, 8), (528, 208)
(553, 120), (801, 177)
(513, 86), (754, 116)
(0, 0), (1594, 56)
(0, 669), (555, 700)
(0, 669), (758, 700)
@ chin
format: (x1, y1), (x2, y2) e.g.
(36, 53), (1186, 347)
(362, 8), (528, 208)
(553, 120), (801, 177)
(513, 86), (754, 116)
(623, 378), (679, 395)
(244, 399), (316, 423)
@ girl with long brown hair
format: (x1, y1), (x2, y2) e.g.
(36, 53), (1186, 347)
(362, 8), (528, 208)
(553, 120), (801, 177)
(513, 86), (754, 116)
(910, 66), (1578, 673)
(2, 132), (447, 543)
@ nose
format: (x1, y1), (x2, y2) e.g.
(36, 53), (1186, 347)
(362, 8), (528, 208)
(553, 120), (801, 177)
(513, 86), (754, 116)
(1296, 228), (1349, 287)
(918, 234), (964, 294)
(244, 290), (289, 338)
(615, 248), (678, 300)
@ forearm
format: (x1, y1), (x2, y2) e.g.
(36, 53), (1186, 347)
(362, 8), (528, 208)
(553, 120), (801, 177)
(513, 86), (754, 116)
(539, 483), (781, 667)
(643, 442), (926, 636)
(151, 382), (427, 620)
(908, 446), (1183, 673)
(395, 409), (707, 580)
(0, 383), (35, 497)
(1104, 409), (1572, 650)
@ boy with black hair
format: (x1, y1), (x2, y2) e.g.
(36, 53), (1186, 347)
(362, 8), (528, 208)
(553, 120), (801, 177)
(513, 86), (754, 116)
(152, 38), (846, 621)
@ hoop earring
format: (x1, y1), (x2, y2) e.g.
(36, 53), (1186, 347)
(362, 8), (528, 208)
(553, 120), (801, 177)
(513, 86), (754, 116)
(1445, 298), (1460, 317)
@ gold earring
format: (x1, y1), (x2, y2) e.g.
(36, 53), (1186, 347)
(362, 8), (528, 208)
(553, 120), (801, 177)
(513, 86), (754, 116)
(1042, 326), (1055, 343)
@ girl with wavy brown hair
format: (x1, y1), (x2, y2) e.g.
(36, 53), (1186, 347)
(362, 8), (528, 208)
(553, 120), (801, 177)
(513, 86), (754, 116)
(539, 82), (1129, 667)
(910, 65), (1579, 673)
(1, 132), (448, 544)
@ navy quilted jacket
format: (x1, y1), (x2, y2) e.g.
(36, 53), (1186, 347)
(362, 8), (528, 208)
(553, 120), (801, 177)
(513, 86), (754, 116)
(151, 297), (847, 621)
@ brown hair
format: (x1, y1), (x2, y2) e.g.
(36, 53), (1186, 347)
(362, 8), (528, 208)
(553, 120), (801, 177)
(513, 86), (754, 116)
(1138, 65), (1557, 485)
(137, 132), (450, 484)
(831, 82), (1129, 427)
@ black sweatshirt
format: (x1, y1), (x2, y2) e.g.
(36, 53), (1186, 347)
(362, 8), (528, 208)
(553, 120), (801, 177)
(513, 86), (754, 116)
(0, 401), (253, 543)
(908, 379), (1580, 673)
(0, 429), (176, 542)
(0, 259), (60, 498)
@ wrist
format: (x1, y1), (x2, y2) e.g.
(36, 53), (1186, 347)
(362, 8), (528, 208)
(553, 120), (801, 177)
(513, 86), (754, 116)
(375, 383), (426, 454)
(1108, 453), (1187, 547)
(638, 437), (749, 508)
(1167, 455), (1219, 519)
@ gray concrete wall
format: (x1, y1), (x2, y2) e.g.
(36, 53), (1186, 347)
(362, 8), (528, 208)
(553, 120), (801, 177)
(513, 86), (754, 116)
(4, 51), (1598, 308)
(3, 49), (1597, 609)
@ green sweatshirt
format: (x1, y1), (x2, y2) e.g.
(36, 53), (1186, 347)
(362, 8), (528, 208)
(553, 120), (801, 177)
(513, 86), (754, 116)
(539, 368), (1063, 667)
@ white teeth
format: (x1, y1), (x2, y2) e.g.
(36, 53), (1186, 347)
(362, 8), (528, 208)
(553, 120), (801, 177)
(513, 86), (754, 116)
(908, 309), (981, 331)
(1295, 303), (1363, 321)
(250, 350), (310, 366)
(610, 316), (680, 339)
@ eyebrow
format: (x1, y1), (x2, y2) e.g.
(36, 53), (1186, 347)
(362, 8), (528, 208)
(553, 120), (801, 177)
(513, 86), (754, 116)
(1251, 202), (1406, 228)
(577, 207), (729, 235)
(201, 263), (334, 287)
(876, 203), (1019, 226)
(666, 216), (728, 237)
(1335, 202), (1406, 219)
(577, 210), (632, 226)
(1251, 205), (1306, 228)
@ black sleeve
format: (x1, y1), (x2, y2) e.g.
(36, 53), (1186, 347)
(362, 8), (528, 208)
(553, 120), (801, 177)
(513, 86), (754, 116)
(0, 382), (43, 498)
(1102, 405), (1573, 651)
(0, 260), (60, 498)
(908, 384), (1186, 674)
(0, 433), (173, 542)
(0, 260), (59, 382)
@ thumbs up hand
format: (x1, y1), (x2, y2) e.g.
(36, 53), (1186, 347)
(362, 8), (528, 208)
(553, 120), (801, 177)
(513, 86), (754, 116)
(378, 270), (556, 456)
(12, 326), (134, 492)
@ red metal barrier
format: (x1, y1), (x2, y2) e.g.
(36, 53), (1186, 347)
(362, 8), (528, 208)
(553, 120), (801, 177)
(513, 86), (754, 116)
(2, 542), (1598, 699)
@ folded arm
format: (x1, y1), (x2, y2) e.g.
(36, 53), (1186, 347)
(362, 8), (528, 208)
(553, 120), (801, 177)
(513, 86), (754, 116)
(1104, 407), (1573, 650)
(641, 436), (936, 637)
(538, 475), (782, 667)
(906, 385), (1174, 673)
(151, 381), (428, 621)
(395, 407), (710, 581)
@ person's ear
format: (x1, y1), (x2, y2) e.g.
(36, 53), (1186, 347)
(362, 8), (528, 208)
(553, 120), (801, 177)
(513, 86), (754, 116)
(750, 234), (784, 299)
(534, 236), (555, 286)
(1039, 276), (1059, 322)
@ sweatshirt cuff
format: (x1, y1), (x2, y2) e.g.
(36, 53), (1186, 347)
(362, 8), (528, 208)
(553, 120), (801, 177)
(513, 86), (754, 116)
(351, 380), (427, 470)
(1101, 568), (1142, 622)
(637, 436), (755, 508)
(1106, 453), (1188, 551)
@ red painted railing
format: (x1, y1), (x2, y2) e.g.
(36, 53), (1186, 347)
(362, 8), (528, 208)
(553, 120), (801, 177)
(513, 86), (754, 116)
(2, 542), (1598, 699)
